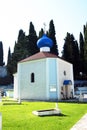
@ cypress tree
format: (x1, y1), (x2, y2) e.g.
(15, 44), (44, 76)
(48, 20), (59, 55)
(62, 33), (79, 79)
(6, 47), (13, 83)
(7, 47), (12, 74)
(0, 41), (4, 66)
(84, 23), (87, 75)
(73, 40), (80, 78)
(11, 29), (28, 73)
(79, 32), (84, 74)
(39, 28), (44, 38)
(27, 22), (39, 56)
(7, 47), (12, 64)
(84, 24), (87, 60)
(62, 32), (73, 63)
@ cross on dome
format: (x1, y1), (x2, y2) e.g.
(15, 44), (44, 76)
(43, 22), (46, 34)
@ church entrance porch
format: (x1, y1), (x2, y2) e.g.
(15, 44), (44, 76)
(61, 80), (72, 99)
(61, 85), (72, 99)
(64, 85), (70, 99)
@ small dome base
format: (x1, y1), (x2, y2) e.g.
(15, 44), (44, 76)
(40, 47), (50, 52)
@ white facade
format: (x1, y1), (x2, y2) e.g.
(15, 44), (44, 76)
(14, 56), (74, 101)
(13, 73), (18, 99)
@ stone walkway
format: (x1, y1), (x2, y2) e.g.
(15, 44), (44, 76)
(70, 113), (87, 130)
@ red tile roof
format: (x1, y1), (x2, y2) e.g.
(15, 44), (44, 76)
(19, 52), (58, 63)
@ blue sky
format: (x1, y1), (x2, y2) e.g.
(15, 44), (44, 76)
(0, 0), (87, 64)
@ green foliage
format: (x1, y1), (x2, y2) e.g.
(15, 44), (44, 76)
(7, 22), (39, 76)
(9, 30), (29, 74)
(6, 20), (87, 80)
(39, 28), (44, 38)
(7, 47), (12, 74)
(79, 32), (84, 60)
(84, 24), (87, 74)
(0, 76), (12, 85)
(62, 32), (73, 62)
(0, 101), (87, 130)
(79, 32), (84, 73)
(62, 33), (80, 78)
(27, 22), (39, 56)
(84, 24), (87, 60)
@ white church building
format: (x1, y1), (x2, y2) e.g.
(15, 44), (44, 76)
(14, 34), (74, 101)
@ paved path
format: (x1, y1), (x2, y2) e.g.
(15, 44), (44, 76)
(71, 113), (87, 130)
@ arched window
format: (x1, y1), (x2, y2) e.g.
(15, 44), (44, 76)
(31, 73), (35, 83)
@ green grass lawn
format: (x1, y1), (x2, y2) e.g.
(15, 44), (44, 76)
(0, 99), (87, 130)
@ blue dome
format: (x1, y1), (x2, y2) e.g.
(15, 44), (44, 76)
(37, 34), (53, 48)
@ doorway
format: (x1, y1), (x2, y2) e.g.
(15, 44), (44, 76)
(65, 85), (68, 99)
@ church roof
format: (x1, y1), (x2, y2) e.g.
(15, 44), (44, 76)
(19, 52), (58, 63)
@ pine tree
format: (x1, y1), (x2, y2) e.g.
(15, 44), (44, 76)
(48, 20), (59, 55)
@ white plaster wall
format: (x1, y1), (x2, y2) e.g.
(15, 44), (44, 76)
(57, 58), (74, 99)
(18, 59), (47, 100)
(13, 73), (18, 99)
(16, 57), (74, 101)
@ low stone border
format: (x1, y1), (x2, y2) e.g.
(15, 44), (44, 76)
(32, 108), (61, 116)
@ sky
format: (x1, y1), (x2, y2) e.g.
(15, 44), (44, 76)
(0, 0), (87, 64)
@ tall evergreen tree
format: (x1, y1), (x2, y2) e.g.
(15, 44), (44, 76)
(62, 32), (73, 63)
(79, 32), (84, 74)
(79, 32), (84, 59)
(84, 24), (87, 59)
(73, 40), (80, 78)
(83, 25), (86, 36)
(48, 20), (59, 55)
(9, 22), (39, 74)
(7, 47), (12, 74)
(0, 41), (4, 66)
(6, 47), (13, 83)
(62, 33), (79, 79)
(39, 28), (44, 38)
(11, 29), (28, 73)
(7, 47), (12, 65)
(27, 22), (39, 56)
(84, 23), (87, 74)
(7, 47), (12, 63)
